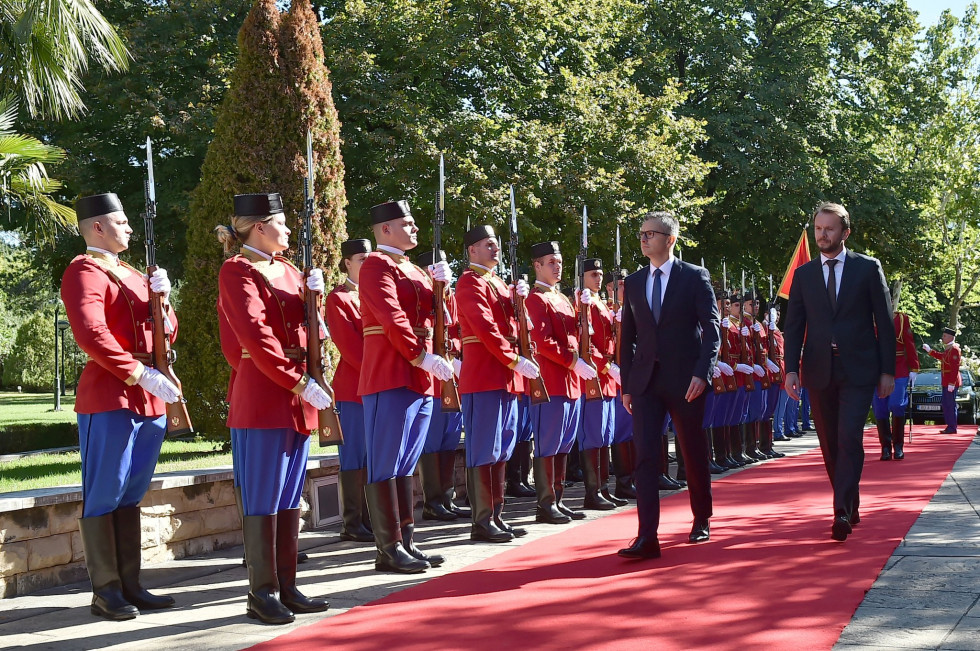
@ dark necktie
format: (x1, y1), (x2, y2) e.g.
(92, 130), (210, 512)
(826, 259), (838, 312)
(652, 269), (662, 322)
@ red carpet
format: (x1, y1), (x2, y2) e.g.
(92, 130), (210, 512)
(254, 425), (975, 651)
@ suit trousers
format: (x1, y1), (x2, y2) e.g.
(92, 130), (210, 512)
(631, 364), (713, 538)
(808, 356), (875, 517)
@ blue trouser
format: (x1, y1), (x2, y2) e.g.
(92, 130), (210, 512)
(773, 389), (790, 435)
(942, 386), (958, 430)
(462, 390), (518, 466)
(785, 394), (800, 433)
(516, 394), (534, 443)
(78, 409), (167, 518)
(579, 396), (615, 450)
(531, 396), (580, 456)
(872, 377), (910, 420)
(363, 388), (433, 483)
(231, 427), (310, 516)
(728, 387), (749, 426)
(800, 388), (812, 428)
(422, 398), (464, 454)
(701, 390), (716, 429)
(336, 401), (367, 472)
(613, 391), (633, 443)
(746, 380), (767, 422)
(763, 384), (779, 420)
(710, 391), (734, 428)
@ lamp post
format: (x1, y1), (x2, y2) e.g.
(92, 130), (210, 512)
(58, 319), (70, 396)
(53, 303), (61, 411)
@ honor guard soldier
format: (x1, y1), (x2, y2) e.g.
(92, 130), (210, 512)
(324, 239), (374, 541)
(740, 291), (770, 461)
(727, 292), (756, 465)
(216, 193), (330, 624)
(416, 249), (469, 522)
(706, 284), (737, 472)
(606, 270), (637, 499)
(580, 258), (627, 510)
(456, 224), (541, 542)
(524, 240), (598, 524)
(358, 200), (454, 574)
(923, 327), (961, 434)
(505, 390), (537, 497)
(62, 193), (179, 620)
(872, 310), (919, 459)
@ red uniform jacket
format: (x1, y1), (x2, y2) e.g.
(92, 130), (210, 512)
(455, 266), (523, 395)
(771, 329), (785, 376)
(525, 284), (582, 400)
(325, 279), (363, 404)
(357, 250), (436, 397)
(894, 312), (920, 379)
(217, 252), (316, 434)
(432, 292), (462, 399)
(729, 316), (755, 389)
(62, 252), (178, 416)
(588, 299), (618, 398)
(743, 314), (774, 384)
(929, 344), (962, 388)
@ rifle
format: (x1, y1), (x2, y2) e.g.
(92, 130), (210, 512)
(767, 274), (782, 385)
(143, 138), (192, 437)
(577, 206), (602, 401)
(705, 258), (727, 394)
(612, 224), (621, 366)
(433, 154), (461, 412)
(715, 260), (737, 393)
(301, 130), (344, 445)
(510, 186), (550, 404)
(739, 270), (755, 393)
(751, 274), (771, 389)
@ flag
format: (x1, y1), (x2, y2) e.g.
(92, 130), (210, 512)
(777, 229), (811, 299)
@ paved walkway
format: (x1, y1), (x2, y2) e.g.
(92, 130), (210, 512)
(1, 430), (977, 650)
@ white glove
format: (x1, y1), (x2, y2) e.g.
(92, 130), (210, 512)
(608, 363), (621, 384)
(922, 343), (931, 353)
(572, 358), (598, 380)
(947, 384), (955, 393)
(909, 372), (917, 384)
(149, 269), (172, 304)
(614, 308), (622, 323)
(514, 279), (530, 298)
(580, 288), (593, 306)
(753, 364), (765, 377)
(712, 365), (722, 379)
(717, 361), (734, 376)
(420, 353), (454, 382)
(721, 317), (731, 328)
(305, 268), (325, 293)
(452, 358), (462, 378)
(429, 261), (453, 284)
(514, 356), (540, 379)
(752, 322), (762, 332)
(735, 363), (754, 374)
(301, 378), (333, 410)
(741, 326), (749, 336)
(138, 367), (180, 404)
(766, 359), (780, 374)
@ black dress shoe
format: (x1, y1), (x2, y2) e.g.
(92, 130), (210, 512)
(659, 474), (683, 490)
(689, 519), (710, 543)
(618, 536), (661, 559)
(831, 515), (852, 541)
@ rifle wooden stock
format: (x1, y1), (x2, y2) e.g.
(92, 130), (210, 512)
(515, 290), (550, 405)
(578, 296), (602, 401)
(305, 281), (344, 446)
(750, 319), (771, 390)
(147, 264), (193, 437)
(433, 280), (461, 412)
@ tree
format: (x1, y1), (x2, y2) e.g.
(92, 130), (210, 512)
(179, 0), (347, 438)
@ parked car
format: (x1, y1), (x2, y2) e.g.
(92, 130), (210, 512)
(909, 369), (979, 426)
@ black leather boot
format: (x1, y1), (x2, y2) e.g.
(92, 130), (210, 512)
(364, 479), (428, 573)
(711, 427), (733, 471)
(599, 446), (628, 506)
(581, 448), (617, 510)
(467, 465), (513, 542)
(565, 443), (583, 483)
(675, 440), (688, 485)
(706, 428), (727, 474)
(761, 421), (784, 458)
(492, 461), (527, 537)
(892, 415), (906, 460)
(338, 468), (375, 542)
(419, 453), (457, 521)
(611, 441), (638, 499)
(660, 436), (684, 488)
(876, 418), (893, 460)
(743, 423), (763, 462)
(439, 449), (470, 517)
(555, 453), (586, 519)
(396, 475), (444, 567)
(729, 425), (748, 466)
(78, 513), (139, 620)
(242, 514), (294, 624)
(506, 441), (537, 497)
(276, 508), (329, 613)
(533, 455), (571, 524)
(113, 506), (174, 610)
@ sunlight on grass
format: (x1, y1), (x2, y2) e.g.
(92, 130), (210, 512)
(0, 391), (78, 427)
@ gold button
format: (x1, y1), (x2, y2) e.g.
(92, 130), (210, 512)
(286, 322), (291, 327)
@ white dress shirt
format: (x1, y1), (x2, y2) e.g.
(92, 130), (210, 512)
(820, 246), (846, 298)
(646, 256), (675, 310)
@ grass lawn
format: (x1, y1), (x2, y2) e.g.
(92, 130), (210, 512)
(0, 391), (78, 427)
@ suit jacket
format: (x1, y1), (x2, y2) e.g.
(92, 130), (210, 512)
(783, 250), (895, 390)
(620, 259), (720, 396)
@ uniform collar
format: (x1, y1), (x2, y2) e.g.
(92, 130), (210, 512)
(377, 244), (407, 263)
(86, 246), (119, 266)
(534, 280), (557, 293)
(345, 277), (358, 291)
(241, 246), (275, 264)
(469, 262), (494, 277)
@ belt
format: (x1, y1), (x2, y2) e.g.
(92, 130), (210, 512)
(461, 335), (518, 346)
(88, 353), (152, 364)
(241, 347), (304, 360)
(364, 325), (433, 340)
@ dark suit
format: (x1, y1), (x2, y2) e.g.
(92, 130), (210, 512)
(783, 249), (895, 517)
(621, 259), (720, 538)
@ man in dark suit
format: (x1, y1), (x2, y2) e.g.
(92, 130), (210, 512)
(783, 202), (895, 542)
(617, 211), (720, 560)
